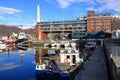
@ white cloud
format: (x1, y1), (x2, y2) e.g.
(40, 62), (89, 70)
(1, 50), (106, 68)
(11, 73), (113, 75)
(56, 0), (120, 13)
(94, 0), (120, 12)
(56, 0), (78, 9)
(0, 6), (21, 14)
(22, 25), (35, 29)
(56, 0), (94, 9)
(0, 63), (21, 70)
(45, 0), (53, 3)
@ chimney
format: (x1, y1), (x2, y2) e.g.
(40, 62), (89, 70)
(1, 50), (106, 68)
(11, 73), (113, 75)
(87, 10), (95, 17)
(37, 5), (41, 23)
(35, 5), (42, 40)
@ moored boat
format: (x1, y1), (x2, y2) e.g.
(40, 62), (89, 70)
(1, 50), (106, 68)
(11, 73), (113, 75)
(15, 32), (28, 44)
(35, 47), (82, 80)
(0, 41), (6, 50)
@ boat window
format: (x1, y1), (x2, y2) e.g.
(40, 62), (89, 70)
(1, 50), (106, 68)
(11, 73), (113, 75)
(66, 55), (70, 59)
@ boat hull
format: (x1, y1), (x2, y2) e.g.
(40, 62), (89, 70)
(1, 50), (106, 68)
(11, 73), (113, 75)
(36, 70), (70, 80)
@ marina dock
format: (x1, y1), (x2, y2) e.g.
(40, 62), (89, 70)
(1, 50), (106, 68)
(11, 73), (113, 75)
(74, 45), (108, 80)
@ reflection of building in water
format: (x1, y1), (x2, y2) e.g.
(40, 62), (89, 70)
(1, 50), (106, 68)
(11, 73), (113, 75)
(35, 48), (48, 64)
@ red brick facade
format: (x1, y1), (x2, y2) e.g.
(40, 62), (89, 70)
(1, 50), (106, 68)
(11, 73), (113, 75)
(87, 16), (112, 33)
(87, 10), (95, 17)
(35, 24), (48, 40)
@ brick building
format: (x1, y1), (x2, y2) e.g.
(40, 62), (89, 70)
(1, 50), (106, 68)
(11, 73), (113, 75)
(87, 10), (112, 33)
(35, 6), (114, 40)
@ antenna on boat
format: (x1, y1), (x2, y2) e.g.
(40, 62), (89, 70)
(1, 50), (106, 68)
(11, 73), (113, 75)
(19, 24), (23, 32)
(62, 13), (65, 40)
(50, 20), (53, 41)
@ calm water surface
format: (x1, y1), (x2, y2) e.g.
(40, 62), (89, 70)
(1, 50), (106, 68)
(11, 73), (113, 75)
(0, 48), (37, 80)
(0, 47), (79, 80)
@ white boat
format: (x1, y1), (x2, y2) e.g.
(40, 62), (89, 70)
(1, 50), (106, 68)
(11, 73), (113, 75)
(60, 41), (70, 47)
(69, 42), (76, 47)
(15, 32), (27, 44)
(18, 32), (26, 39)
(60, 47), (81, 65)
(34, 47), (83, 80)
(0, 41), (6, 50)
(51, 43), (60, 47)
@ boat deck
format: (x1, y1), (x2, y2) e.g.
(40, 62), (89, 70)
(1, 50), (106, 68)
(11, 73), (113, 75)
(74, 45), (108, 80)
(58, 63), (79, 72)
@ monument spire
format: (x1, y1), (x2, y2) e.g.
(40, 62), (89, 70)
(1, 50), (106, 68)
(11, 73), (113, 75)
(37, 5), (41, 23)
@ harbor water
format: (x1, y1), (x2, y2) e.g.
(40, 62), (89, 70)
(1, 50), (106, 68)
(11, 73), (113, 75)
(0, 48), (36, 80)
(0, 47), (81, 80)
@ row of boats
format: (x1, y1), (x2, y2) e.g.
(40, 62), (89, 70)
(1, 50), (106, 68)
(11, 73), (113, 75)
(44, 41), (77, 48)
(0, 32), (28, 52)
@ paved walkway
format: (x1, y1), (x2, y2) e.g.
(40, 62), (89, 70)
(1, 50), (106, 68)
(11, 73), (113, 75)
(74, 45), (108, 80)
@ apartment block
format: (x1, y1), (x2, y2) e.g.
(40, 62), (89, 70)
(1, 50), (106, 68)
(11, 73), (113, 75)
(87, 10), (112, 33)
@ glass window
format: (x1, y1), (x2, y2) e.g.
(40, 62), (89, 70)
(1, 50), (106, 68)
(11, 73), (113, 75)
(66, 55), (70, 59)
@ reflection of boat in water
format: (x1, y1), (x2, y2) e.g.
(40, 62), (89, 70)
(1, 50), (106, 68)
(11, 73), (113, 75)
(0, 41), (6, 50)
(35, 57), (70, 80)
(35, 47), (82, 80)
(16, 41), (28, 50)
(18, 49), (26, 64)
(19, 49), (26, 56)
(16, 46), (28, 50)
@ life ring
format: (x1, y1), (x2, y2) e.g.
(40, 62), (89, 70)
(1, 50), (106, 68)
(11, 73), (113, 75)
(64, 59), (68, 63)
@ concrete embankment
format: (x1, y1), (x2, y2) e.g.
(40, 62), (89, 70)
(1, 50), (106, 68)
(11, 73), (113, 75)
(104, 40), (120, 80)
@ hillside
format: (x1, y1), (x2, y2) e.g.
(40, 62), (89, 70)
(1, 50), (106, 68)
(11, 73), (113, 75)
(0, 24), (35, 36)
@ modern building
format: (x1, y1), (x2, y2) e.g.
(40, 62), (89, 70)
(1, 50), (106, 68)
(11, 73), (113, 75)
(71, 31), (97, 39)
(37, 19), (87, 40)
(35, 5), (114, 40)
(87, 10), (112, 33)
(35, 5), (88, 40)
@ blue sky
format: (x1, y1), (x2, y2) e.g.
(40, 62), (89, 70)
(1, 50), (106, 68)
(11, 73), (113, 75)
(0, 0), (119, 28)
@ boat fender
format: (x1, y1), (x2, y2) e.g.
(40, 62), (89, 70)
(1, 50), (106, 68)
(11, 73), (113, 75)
(64, 59), (68, 63)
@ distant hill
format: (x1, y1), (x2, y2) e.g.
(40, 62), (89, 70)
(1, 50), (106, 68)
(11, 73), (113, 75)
(0, 24), (35, 36)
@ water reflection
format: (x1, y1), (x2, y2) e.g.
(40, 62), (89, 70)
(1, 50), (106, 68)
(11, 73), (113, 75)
(0, 46), (80, 80)
(35, 48), (48, 65)
(0, 62), (21, 71)
(0, 46), (35, 80)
